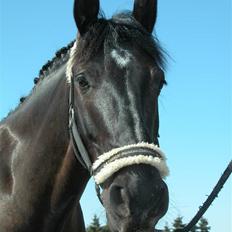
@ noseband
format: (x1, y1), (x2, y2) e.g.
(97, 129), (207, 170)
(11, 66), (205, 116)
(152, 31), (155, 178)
(68, 48), (169, 203)
(92, 143), (169, 184)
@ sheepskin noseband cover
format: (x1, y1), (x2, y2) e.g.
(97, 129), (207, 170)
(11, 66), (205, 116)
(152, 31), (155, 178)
(92, 142), (169, 185)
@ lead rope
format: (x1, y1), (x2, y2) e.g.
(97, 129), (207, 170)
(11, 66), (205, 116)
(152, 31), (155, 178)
(174, 160), (232, 232)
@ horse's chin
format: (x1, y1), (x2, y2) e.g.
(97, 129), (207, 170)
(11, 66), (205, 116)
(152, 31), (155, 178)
(107, 222), (157, 232)
(106, 212), (162, 232)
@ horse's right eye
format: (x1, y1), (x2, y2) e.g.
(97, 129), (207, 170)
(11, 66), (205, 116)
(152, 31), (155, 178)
(75, 74), (90, 91)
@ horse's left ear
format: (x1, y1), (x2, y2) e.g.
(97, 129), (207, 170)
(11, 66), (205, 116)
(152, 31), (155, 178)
(132, 0), (157, 33)
(73, 0), (100, 35)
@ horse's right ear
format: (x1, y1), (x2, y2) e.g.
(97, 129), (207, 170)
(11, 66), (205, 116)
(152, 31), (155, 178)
(73, 0), (100, 35)
(132, 0), (157, 33)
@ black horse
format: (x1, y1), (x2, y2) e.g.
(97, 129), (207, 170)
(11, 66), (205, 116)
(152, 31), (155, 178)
(0, 0), (169, 231)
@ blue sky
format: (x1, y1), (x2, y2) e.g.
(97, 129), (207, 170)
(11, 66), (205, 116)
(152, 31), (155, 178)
(0, 0), (231, 231)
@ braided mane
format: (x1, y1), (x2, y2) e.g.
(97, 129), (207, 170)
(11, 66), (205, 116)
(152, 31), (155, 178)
(1, 40), (75, 120)
(22, 40), (75, 102)
(38, 40), (75, 79)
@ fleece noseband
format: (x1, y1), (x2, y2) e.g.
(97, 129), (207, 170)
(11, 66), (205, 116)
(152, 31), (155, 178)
(92, 143), (169, 184)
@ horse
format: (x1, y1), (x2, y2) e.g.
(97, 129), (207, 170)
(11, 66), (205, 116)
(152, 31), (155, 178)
(0, 0), (169, 231)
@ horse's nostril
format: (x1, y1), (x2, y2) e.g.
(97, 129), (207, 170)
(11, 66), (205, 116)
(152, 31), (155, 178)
(108, 184), (131, 217)
(110, 185), (126, 206)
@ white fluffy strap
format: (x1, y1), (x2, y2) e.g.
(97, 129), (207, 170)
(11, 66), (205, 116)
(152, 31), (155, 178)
(92, 142), (169, 185)
(66, 41), (77, 83)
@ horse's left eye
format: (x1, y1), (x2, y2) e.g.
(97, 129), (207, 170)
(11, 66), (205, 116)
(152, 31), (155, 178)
(75, 74), (90, 90)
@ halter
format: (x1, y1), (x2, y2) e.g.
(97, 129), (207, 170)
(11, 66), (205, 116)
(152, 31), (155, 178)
(68, 44), (169, 204)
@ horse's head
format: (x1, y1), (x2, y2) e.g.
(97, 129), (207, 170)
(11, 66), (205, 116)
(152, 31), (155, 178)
(67, 0), (169, 231)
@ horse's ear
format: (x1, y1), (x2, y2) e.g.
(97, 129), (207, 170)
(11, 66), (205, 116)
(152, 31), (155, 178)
(73, 0), (100, 35)
(132, 0), (157, 33)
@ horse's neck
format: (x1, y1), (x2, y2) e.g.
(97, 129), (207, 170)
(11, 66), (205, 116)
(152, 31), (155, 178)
(0, 63), (89, 231)
(6, 64), (69, 139)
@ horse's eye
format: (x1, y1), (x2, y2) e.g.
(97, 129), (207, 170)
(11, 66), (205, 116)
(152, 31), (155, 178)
(75, 74), (90, 90)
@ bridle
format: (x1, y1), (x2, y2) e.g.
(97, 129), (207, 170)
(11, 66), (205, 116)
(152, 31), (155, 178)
(69, 73), (105, 203)
(69, 73), (92, 171)
(68, 74), (169, 205)
(68, 51), (169, 204)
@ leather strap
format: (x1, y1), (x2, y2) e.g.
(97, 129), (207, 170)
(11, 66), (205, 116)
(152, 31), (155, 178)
(69, 75), (92, 172)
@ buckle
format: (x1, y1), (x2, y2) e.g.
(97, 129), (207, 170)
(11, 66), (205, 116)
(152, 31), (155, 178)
(69, 107), (74, 129)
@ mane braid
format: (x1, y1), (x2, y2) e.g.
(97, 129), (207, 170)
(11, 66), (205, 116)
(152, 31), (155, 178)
(1, 40), (75, 121)
(39, 40), (75, 78)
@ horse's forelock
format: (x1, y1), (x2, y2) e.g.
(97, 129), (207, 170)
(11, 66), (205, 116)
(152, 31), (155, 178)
(66, 12), (166, 83)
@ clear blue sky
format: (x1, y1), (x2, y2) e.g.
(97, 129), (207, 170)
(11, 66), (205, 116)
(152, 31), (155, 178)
(0, 0), (231, 231)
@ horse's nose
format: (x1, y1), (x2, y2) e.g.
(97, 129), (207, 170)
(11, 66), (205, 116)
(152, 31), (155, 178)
(108, 178), (168, 220)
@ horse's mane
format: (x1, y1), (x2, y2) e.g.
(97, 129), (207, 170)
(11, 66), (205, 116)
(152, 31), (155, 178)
(1, 41), (75, 121)
(38, 40), (75, 79)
